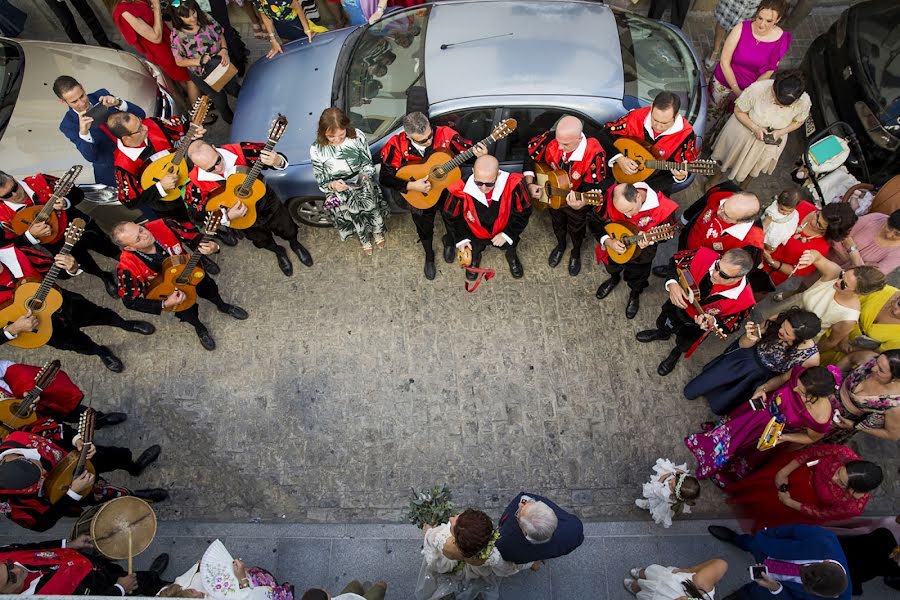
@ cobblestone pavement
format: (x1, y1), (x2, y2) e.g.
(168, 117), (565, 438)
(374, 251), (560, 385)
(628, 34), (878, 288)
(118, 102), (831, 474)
(10, 5), (896, 524)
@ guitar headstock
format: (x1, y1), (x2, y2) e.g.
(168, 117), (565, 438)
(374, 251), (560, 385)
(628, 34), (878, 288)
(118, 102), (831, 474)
(64, 218), (86, 246)
(268, 114), (289, 144)
(33, 360), (61, 389)
(204, 210), (223, 235)
(581, 191), (604, 206)
(52, 165), (84, 199)
(490, 119), (517, 141)
(689, 159), (718, 176)
(190, 96), (210, 127)
(79, 407), (96, 443)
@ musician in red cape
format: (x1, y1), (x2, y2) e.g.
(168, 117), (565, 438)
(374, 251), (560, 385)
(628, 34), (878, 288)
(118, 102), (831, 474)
(0, 170), (121, 298)
(111, 218), (248, 351)
(0, 360), (126, 428)
(593, 182), (679, 319)
(524, 115), (608, 276)
(444, 155), (532, 280)
(637, 247), (756, 376)
(0, 422), (166, 532)
(598, 91), (697, 195)
(0, 244), (154, 373)
(0, 536), (170, 596)
(185, 139), (313, 277)
(379, 111), (487, 280)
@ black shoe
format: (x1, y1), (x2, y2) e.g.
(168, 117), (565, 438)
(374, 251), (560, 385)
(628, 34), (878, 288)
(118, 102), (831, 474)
(507, 252), (524, 279)
(196, 327), (216, 351)
(290, 241), (314, 267)
(443, 242), (455, 264)
(134, 488), (170, 503)
(121, 320), (155, 335)
(97, 347), (124, 373)
(625, 291), (641, 319)
(657, 348), (681, 376)
(129, 445), (161, 476)
(595, 276), (621, 300)
(568, 252), (581, 276)
(200, 255), (220, 275)
(275, 248), (293, 276)
(424, 258), (436, 280)
(466, 254), (481, 281)
(652, 264), (676, 279)
(95, 411), (128, 429)
(218, 228), (239, 247)
(219, 304), (249, 320)
(149, 553), (170, 576)
(636, 329), (671, 343)
(101, 272), (118, 298)
(707, 525), (739, 546)
(548, 245), (565, 268)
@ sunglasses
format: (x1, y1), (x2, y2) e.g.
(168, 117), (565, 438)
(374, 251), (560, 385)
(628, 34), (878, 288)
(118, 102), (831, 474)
(838, 271), (848, 290)
(714, 259), (741, 280)
(410, 132), (434, 145)
(474, 180), (496, 188)
(0, 180), (19, 200)
(212, 154), (223, 171)
(2, 562), (17, 585)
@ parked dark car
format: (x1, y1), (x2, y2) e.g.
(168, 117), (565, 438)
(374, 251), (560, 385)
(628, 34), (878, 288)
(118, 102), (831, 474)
(802, 0), (900, 185)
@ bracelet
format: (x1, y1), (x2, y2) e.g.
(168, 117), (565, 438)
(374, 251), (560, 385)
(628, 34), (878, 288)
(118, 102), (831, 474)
(847, 245), (858, 253)
(268, 32), (277, 38)
(777, 261), (784, 270)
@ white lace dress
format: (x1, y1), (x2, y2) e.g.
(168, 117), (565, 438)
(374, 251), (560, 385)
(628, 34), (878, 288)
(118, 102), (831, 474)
(414, 523), (532, 600)
(635, 458), (692, 529)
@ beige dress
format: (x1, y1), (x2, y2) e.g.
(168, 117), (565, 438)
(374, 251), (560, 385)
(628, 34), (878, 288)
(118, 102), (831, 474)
(712, 79), (811, 181)
(800, 278), (860, 339)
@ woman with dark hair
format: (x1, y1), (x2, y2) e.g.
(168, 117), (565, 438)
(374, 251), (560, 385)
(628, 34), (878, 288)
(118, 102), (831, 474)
(724, 444), (883, 532)
(169, 0), (240, 124)
(415, 508), (531, 600)
(686, 365), (841, 487)
(624, 558), (727, 599)
(708, 69), (811, 188)
(684, 307), (821, 415)
(309, 107), (389, 254)
(825, 349), (900, 443)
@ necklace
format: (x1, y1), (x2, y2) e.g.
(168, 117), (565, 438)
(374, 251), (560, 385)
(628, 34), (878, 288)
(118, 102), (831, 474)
(792, 216), (822, 243)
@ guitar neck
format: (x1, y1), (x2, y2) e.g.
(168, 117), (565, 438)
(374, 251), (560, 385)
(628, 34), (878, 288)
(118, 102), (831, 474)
(37, 176), (76, 223)
(170, 125), (200, 167)
(645, 159), (698, 172)
(239, 139), (278, 196)
(73, 443), (90, 478)
(546, 187), (601, 206)
(33, 241), (74, 304)
(177, 233), (216, 282)
(442, 133), (496, 172)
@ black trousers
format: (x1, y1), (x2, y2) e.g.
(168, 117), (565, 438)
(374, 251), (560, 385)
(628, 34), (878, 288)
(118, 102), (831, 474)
(49, 289), (129, 356)
(206, 0), (249, 74)
(243, 197), (300, 253)
(42, 0), (113, 45)
(412, 206), (454, 257)
(59, 423), (136, 474)
(550, 206), (589, 251)
(174, 276), (227, 329)
(188, 73), (240, 124)
(470, 238), (519, 262)
(605, 245), (659, 292)
(655, 299), (703, 353)
(648, 0), (691, 28)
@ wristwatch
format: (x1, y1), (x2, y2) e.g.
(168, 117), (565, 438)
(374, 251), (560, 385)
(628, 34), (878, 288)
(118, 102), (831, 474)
(778, 483), (789, 493)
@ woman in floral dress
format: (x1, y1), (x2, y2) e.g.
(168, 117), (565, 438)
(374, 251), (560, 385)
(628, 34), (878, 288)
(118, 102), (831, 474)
(826, 350), (900, 443)
(310, 108), (389, 255)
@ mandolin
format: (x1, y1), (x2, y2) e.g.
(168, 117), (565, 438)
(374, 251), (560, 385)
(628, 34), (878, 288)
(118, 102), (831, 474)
(140, 96), (209, 202)
(676, 267), (727, 340)
(532, 163), (604, 210)
(0, 360), (61, 436)
(603, 221), (681, 264)
(46, 407), (96, 504)
(0, 219), (86, 349)
(145, 211), (222, 312)
(397, 119), (517, 210)
(8, 165), (83, 245)
(611, 138), (716, 184)
(205, 114), (288, 229)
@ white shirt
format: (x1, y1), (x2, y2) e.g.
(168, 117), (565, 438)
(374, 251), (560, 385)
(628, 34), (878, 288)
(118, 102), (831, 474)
(523, 134), (587, 179)
(456, 171), (513, 248)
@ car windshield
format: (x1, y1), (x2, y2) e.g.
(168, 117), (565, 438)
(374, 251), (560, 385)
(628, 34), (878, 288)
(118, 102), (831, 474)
(854, 8), (900, 121)
(615, 11), (700, 122)
(345, 7), (429, 141)
(0, 40), (24, 143)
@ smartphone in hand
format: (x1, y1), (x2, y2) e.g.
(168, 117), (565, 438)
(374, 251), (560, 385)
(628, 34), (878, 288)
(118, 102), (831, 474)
(749, 397), (765, 411)
(84, 102), (111, 123)
(750, 565), (769, 580)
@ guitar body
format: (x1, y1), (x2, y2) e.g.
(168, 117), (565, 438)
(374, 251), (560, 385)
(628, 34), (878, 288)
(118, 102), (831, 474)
(9, 207), (62, 244)
(204, 166), (265, 229)
(533, 163), (571, 210)
(0, 280), (64, 349)
(0, 397), (38, 436)
(603, 221), (641, 264)
(45, 453), (96, 504)
(140, 153), (190, 202)
(397, 150), (461, 210)
(611, 138), (658, 184)
(145, 255), (203, 312)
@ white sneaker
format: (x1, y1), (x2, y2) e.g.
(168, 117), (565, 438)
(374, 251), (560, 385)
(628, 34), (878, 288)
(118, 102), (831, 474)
(630, 568), (642, 579)
(624, 578), (638, 596)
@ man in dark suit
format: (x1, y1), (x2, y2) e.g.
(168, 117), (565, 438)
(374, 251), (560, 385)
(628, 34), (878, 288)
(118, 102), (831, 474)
(54, 76), (145, 188)
(708, 524), (851, 600)
(495, 492), (584, 566)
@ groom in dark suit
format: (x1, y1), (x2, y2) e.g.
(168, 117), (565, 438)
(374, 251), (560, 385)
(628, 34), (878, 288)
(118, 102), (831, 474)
(708, 524), (851, 600)
(495, 492), (584, 565)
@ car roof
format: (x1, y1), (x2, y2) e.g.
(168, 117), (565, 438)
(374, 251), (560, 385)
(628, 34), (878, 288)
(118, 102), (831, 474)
(424, 0), (623, 106)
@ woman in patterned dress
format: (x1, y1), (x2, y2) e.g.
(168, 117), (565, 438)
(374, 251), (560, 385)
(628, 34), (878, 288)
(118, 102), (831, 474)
(310, 108), (389, 255)
(826, 350), (900, 443)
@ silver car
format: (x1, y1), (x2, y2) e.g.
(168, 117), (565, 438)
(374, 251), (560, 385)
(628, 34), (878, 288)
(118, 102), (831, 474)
(230, 0), (707, 227)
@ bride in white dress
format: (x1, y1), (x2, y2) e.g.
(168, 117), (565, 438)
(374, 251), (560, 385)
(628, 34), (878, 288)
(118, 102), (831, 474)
(414, 509), (533, 600)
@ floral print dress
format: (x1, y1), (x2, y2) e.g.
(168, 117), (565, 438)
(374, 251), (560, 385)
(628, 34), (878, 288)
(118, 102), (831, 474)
(170, 20), (225, 77)
(310, 130), (389, 244)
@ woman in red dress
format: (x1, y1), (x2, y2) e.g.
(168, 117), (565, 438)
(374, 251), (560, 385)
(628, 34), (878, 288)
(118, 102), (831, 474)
(725, 443), (883, 532)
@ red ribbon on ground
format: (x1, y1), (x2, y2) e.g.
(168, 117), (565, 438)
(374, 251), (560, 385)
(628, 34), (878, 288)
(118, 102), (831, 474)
(463, 266), (496, 293)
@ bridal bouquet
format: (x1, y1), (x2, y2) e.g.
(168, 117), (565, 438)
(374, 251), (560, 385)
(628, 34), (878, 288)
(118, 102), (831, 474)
(407, 485), (455, 529)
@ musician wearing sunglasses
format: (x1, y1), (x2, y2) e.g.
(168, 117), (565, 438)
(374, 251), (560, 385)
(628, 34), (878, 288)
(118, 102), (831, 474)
(185, 140), (313, 277)
(444, 155), (532, 280)
(637, 247), (756, 376)
(0, 170), (122, 298)
(379, 111), (487, 280)
(523, 116), (608, 277)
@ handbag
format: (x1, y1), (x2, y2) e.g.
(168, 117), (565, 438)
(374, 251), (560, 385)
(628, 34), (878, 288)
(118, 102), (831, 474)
(202, 54), (238, 93)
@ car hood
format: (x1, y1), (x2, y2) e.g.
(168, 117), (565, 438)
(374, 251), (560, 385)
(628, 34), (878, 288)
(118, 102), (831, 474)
(2, 39), (161, 181)
(231, 30), (355, 165)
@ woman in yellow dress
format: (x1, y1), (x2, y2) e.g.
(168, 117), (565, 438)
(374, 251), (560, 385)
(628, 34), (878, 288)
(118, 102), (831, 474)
(821, 285), (900, 365)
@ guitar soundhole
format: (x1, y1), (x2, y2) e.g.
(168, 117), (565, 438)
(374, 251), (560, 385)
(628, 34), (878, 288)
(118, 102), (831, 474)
(234, 186), (250, 199)
(25, 298), (43, 312)
(431, 168), (444, 181)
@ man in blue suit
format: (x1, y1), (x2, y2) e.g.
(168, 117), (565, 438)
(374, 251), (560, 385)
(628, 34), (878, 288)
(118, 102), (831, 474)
(708, 524), (851, 600)
(54, 76), (145, 188)
(494, 492), (584, 566)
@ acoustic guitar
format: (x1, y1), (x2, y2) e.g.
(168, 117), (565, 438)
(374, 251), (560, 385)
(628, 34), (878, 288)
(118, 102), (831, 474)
(397, 119), (517, 210)
(0, 219), (86, 349)
(532, 163), (604, 210)
(205, 114), (288, 229)
(46, 407), (96, 504)
(145, 211), (222, 312)
(140, 96), (209, 202)
(603, 221), (681, 264)
(676, 267), (727, 340)
(8, 165), (83, 245)
(0, 359), (61, 436)
(611, 138), (716, 184)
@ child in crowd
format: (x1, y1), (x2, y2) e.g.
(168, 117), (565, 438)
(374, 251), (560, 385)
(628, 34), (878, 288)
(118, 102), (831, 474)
(763, 189), (802, 251)
(635, 458), (701, 528)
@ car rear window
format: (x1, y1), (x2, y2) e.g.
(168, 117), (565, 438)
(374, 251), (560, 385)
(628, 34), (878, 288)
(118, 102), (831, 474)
(854, 4), (900, 117)
(0, 40), (24, 143)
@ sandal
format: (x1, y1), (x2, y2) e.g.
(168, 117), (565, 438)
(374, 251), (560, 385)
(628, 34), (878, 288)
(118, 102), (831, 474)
(373, 232), (385, 249)
(251, 23), (268, 40)
(361, 242), (374, 256)
(704, 52), (719, 71)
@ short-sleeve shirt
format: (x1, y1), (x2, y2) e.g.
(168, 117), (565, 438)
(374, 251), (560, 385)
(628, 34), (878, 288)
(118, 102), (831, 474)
(170, 20), (225, 77)
(253, 0), (297, 21)
(736, 79), (812, 130)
